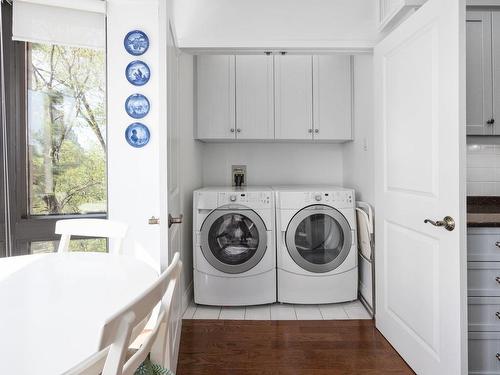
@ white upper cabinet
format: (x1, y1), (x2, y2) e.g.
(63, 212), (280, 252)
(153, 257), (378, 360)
(235, 55), (274, 140)
(466, 11), (493, 135)
(274, 55), (313, 140)
(312, 55), (353, 141)
(492, 11), (500, 135)
(195, 54), (353, 142)
(378, 0), (426, 31)
(196, 55), (235, 140)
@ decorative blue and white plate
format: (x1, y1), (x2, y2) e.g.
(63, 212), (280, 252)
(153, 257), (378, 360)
(125, 123), (150, 148)
(124, 30), (149, 56)
(125, 94), (150, 119)
(125, 60), (150, 86)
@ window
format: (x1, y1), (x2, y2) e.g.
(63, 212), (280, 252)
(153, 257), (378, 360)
(0, 3), (107, 256)
(27, 43), (106, 216)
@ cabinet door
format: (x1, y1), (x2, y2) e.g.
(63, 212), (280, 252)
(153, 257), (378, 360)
(274, 55), (313, 140)
(493, 11), (500, 135)
(313, 55), (353, 141)
(196, 55), (235, 140)
(235, 55), (274, 140)
(466, 11), (493, 135)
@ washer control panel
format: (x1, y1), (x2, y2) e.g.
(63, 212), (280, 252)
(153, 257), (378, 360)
(305, 191), (353, 205)
(218, 191), (272, 208)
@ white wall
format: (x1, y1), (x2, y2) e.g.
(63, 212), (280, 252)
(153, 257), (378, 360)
(178, 54), (203, 301)
(173, 0), (379, 50)
(201, 143), (343, 186)
(107, 0), (164, 266)
(343, 55), (375, 205)
(467, 143), (500, 195)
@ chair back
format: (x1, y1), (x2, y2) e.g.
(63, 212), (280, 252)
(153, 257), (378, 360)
(55, 219), (128, 254)
(65, 252), (182, 375)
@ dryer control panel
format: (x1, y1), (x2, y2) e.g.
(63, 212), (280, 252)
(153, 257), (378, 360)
(218, 191), (272, 208)
(305, 191), (353, 205)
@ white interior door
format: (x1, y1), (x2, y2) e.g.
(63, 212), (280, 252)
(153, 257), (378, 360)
(166, 23), (183, 369)
(374, 0), (467, 374)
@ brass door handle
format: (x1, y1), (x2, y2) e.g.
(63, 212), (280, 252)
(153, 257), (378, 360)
(168, 214), (183, 228)
(424, 216), (455, 231)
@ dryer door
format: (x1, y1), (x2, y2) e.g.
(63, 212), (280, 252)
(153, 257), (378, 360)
(285, 205), (352, 273)
(200, 208), (268, 274)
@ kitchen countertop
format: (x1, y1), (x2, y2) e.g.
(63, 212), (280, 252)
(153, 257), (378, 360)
(468, 196), (500, 227)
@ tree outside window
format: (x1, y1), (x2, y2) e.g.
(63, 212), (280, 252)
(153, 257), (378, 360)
(27, 43), (106, 216)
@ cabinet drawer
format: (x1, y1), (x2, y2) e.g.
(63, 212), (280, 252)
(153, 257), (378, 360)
(468, 228), (500, 261)
(469, 332), (500, 375)
(469, 297), (500, 331)
(468, 262), (500, 296)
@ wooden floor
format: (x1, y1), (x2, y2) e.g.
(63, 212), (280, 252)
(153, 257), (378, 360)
(177, 320), (415, 375)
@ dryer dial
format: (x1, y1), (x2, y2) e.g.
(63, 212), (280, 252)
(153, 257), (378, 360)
(229, 194), (237, 202)
(314, 194), (322, 202)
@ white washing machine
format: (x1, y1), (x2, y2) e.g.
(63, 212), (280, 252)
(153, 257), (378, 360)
(193, 187), (276, 306)
(274, 186), (358, 304)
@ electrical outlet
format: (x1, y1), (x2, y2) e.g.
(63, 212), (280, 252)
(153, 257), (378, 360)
(232, 165), (247, 187)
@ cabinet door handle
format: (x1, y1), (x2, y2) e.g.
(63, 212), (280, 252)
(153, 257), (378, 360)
(496, 312), (500, 319)
(308, 129), (313, 133)
(314, 129), (319, 133)
(236, 129), (241, 133)
(496, 241), (500, 248)
(496, 277), (500, 284)
(487, 118), (495, 125)
(230, 128), (235, 133)
(496, 353), (500, 361)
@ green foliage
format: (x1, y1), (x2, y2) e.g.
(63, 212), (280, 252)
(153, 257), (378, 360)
(28, 43), (106, 216)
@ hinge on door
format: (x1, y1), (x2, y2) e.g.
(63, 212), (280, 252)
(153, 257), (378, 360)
(148, 216), (160, 225)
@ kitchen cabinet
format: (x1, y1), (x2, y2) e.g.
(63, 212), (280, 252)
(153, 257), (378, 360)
(467, 227), (500, 373)
(235, 55), (274, 140)
(195, 55), (235, 140)
(274, 55), (313, 140)
(493, 11), (500, 135)
(378, 0), (426, 31)
(466, 11), (494, 135)
(313, 55), (353, 141)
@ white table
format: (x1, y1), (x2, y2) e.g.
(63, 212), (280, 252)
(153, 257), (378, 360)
(0, 252), (158, 375)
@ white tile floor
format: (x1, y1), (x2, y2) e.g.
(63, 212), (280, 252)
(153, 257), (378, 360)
(183, 299), (372, 320)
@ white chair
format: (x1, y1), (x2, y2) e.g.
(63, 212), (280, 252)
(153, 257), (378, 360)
(55, 219), (128, 254)
(65, 252), (182, 375)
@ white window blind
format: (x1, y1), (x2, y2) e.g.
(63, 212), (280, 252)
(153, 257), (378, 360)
(12, 0), (105, 49)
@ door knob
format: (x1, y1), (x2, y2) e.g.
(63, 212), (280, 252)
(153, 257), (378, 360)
(168, 214), (183, 228)
(424, 216), (455, 231)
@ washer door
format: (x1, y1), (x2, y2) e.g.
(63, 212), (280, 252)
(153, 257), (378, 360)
(285, 205), (352, 273)
(200, 208), (268, 274)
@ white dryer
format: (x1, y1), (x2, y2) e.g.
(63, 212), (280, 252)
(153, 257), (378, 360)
(193, 187), (276, 306)
(275, 186), (357, 304)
